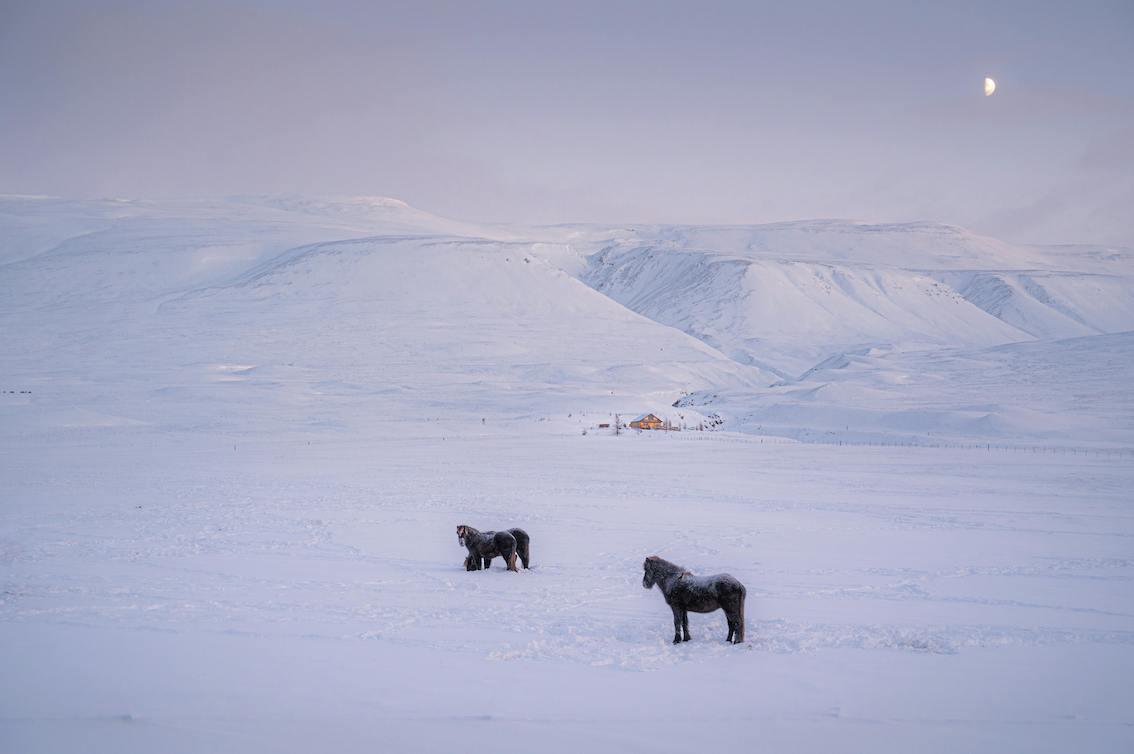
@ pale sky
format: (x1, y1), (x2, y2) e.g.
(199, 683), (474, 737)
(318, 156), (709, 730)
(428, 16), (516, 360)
(1, 0), (1132, 245)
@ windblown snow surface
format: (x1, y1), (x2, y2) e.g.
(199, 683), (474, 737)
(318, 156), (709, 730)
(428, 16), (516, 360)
(2, 196), (1133, 753)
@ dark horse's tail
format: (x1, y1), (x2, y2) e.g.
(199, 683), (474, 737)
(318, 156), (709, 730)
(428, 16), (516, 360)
(493, 531), (519, 572)
(508, 528), (531, 569)
(733, 583), (746, 644)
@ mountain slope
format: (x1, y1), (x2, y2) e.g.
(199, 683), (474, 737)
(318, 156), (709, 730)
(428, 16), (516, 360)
(582, 244), (1031, 377)
(2, 197), (1130, 447)
(576, 221), (1134, 378)
(0, 199), (766, 436)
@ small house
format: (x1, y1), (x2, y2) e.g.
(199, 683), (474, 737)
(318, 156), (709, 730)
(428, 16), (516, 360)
(630, 413), (664, 430)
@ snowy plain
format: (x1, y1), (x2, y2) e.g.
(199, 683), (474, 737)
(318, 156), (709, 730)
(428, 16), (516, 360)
(1, 195), (1132, 753)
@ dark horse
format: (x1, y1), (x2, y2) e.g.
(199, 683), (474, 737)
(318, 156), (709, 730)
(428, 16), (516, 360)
(642, 555), (746, 644)
(456, 525), (531, 572)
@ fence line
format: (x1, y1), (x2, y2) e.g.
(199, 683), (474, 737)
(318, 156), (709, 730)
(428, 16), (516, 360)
(640, 428), (1134, 458)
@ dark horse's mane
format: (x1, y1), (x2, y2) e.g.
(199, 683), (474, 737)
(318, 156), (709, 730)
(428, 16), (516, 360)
(644, 555), (688, 580)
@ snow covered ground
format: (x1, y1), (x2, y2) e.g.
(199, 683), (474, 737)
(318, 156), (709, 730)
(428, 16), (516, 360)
(2, 195), (1132, 752)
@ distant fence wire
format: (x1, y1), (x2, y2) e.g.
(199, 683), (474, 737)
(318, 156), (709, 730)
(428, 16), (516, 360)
(658, 429), (1134, 458)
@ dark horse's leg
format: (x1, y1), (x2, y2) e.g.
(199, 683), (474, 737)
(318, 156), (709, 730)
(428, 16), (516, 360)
(682, 610), (691, 642)
(670, 605), (684, 644)
(467, 550), (482, 570)
(724, 587), (746, 643)
(482, 556), (492, 570)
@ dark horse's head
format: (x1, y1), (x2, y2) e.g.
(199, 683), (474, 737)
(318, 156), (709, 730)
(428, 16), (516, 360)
(642, 555), (662, 589)
(456, 524), (475, 547)
(643, 555), (683, 589)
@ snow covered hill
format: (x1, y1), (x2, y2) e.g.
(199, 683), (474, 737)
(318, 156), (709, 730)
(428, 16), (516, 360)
(573, 221), (1134, 445)
(577, 221), (1134, 373)
(2, 196), (1131, 446)
(0, 196), (763, 438)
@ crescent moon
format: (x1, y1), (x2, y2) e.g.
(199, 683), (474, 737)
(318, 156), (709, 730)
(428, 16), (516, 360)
(984, 77), (996, 97)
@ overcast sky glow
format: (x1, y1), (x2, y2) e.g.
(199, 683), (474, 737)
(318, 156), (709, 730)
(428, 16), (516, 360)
(1, 0), (1132, 244)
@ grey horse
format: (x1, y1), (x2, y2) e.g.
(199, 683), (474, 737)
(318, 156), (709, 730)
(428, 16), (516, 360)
(642, 555), (746, 644)
(456, 525), (530, 571)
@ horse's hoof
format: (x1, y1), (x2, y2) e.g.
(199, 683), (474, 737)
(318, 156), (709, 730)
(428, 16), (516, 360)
(673, 638), (682, 645)
(683, 636), (691, 642)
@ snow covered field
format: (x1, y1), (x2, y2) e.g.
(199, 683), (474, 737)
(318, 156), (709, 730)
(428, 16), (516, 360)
(2, 196), (1133, 752)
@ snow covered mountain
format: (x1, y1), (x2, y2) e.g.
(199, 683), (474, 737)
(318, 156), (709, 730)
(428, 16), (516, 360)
(572, 221), (1134, 445)
(577, 221), (1134, 373)
(2, 195), (1131, 446)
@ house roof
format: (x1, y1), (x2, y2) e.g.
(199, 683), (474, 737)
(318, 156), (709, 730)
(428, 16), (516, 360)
(631, 413), (662, 423)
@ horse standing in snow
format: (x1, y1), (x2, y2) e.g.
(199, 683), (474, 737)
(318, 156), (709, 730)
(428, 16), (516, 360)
(642, 555), (746, 644)
(456, 525), (531, 572)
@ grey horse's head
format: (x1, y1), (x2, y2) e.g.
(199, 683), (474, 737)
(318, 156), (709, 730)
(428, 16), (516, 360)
(642, 556), (659, 589)
(456, 525), (469, 547)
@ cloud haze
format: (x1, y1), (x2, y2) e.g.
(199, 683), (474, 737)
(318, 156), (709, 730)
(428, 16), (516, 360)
(1, 0), (1132, 244)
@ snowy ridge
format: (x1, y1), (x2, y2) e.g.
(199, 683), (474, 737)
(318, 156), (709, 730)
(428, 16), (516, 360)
(574, 220), (1134, 446)
(2, 196), (1131, 447)
(939, 270), (1134, 340)
(582, 244), (1031, 375)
